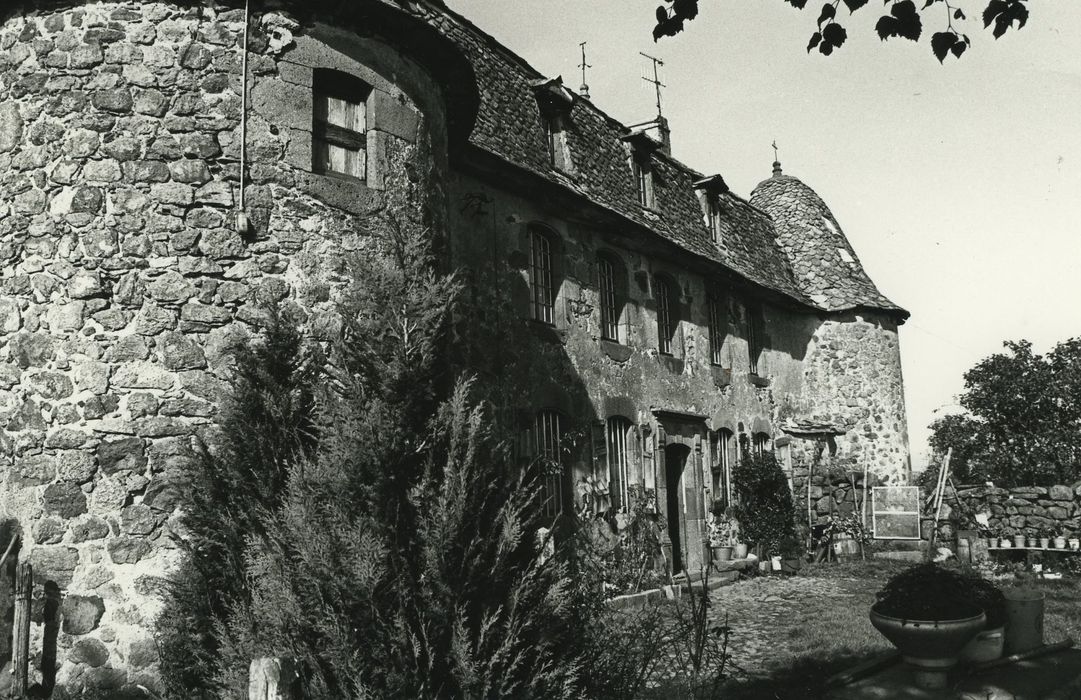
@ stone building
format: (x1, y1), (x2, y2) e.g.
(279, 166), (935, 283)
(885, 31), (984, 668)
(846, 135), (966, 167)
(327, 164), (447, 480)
(0, 0), (908, 693)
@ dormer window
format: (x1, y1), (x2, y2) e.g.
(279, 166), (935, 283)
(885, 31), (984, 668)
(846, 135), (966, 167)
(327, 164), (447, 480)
(694, 174), (729, 247)
(532, 77), (576, 174)
(313, 70), (371, 180)
(633, 154), (654, 209)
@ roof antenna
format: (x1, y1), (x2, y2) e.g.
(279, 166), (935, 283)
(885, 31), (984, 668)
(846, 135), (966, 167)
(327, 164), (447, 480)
(578, 42), (591, 98)
(772, 140), (783, 177)
(639, 51), (665, 119)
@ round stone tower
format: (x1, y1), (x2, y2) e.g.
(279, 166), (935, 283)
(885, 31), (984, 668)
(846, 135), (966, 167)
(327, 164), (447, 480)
(0, 0), (472, 693)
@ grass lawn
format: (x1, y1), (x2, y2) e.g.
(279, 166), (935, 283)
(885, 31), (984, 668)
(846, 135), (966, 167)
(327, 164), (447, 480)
(721, 559), (1081, 700)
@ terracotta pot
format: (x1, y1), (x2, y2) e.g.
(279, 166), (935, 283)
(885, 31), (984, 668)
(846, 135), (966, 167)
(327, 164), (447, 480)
(711, 545), (733, 563)
(1013, 534), (1026, 548)
(1070, 538), (1080, 551)
(733, 543), (749, 559)
(1000, 538), (1012, 548)
(1053, 537), (1067, 549)
(1026, 537), (1038, 548)
(1039, 538), (1051, 549)
(869, 604), (986, 689)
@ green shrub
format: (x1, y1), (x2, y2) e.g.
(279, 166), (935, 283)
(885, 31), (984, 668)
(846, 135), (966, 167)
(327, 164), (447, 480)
(732, 451), (797, 556)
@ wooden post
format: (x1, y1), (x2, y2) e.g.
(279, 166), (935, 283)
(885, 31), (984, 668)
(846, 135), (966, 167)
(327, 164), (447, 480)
(248, 657), (301, 700)
(11, 561), (31, 699)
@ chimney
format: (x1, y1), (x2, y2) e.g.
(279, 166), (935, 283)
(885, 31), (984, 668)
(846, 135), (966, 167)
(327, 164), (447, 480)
(656, 115), (671, 154)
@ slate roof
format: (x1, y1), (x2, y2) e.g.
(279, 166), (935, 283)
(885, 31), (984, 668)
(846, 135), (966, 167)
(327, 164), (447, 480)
(427, 6), (903, 317)
(751, 174), (906, 316)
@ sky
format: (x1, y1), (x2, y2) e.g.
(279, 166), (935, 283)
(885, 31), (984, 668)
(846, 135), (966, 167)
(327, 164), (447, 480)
(443, 0), (1081, 470)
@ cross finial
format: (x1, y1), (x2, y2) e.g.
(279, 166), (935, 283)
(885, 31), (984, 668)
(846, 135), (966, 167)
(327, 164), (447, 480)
(639, 51), (666, 119)
(771, 140), (783, 177)
(578, 42), (592, 98)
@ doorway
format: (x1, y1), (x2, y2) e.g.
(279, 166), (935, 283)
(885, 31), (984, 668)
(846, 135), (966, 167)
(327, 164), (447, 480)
(665, 444), (690, 574)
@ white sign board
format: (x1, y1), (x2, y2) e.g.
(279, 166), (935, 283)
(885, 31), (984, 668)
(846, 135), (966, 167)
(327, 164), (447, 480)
(872, 486), (921, 540)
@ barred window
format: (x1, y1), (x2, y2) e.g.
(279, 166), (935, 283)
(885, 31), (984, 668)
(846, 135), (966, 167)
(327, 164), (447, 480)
(598, 256), (619, 341)
(656, 276), (675, 355)
(633, 156), (654, 209)
(708, 295), (726, 366)
(606, 416), (634, 512)
(313, 70), (370, 180)
(752, 432), (771, 456)
(530, 228), (555, 325)
(535, 410), (564, 517)
(711, 429), (733, 505)
(747, 302), (764, 375)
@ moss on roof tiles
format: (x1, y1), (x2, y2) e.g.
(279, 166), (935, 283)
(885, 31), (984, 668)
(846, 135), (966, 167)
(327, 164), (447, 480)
(750, 174), (906, 316)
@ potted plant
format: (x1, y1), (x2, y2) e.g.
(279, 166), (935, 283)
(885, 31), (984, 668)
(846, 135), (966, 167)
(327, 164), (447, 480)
(1038, 528), (1052, 549)
(960, 576), (1007, 664)
(778, 535), (804, 574)
(869, 563), (988, 689)
(1026, 532), (1038, 548)
(1000, 535), (1012, 549)
(1012, 532), (1026, 548)
(707, 511), (734, 564)
(1053, 531), (1067, 549)
(1070, 534), (1080, 551)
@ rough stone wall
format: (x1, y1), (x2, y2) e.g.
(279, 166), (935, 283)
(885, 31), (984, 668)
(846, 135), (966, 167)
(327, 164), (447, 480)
(796, 312), (909, 484)
(940, 484), (1081, 539)
(0, 1), (443, 694)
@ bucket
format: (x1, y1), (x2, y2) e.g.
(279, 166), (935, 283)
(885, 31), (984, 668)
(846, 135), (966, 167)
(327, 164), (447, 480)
(960, 626), (1004, 664)
(1003, 588), (1045, 654)
(831, 534), (859, 559)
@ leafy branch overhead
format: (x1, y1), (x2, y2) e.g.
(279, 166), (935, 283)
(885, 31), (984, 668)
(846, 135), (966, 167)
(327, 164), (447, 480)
(653, 0), (1029, 63)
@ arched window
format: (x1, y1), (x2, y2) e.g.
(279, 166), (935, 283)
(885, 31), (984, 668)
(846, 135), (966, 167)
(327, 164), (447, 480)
(752, 431), (772, 456)
(710, 428), (734, 505)
(606, 416), (634, 511)
(529, 227), (557, 325)
(534, 409), (565, 517)
(597, 254), (624, 342)
(312, 70), (371, 180)
(655, 275), (677, 355)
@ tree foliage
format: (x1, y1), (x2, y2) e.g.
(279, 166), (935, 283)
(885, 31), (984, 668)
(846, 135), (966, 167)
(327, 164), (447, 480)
(927, 338), (1081, 487)
(732, 450), (798, 555)
(653, 0), (1030, 63)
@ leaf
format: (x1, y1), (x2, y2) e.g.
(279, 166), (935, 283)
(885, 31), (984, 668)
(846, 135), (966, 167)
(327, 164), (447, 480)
(842, 0), (868, 11)
(786, 0), (810, 8)
(954, 8), (965, 20)
(891, 0), (923, 41)
(822, 21), (848, 47)
(656, 5), (668, 23)
(807, 31), (823, 52)
(875, 15), (900, 40)
(818, 2), (836, 25)
(931, 31), (954, 63)
(993, 14), (1010, 38)
(982, 0), (1008, 28)
(950, 39), (967, 57)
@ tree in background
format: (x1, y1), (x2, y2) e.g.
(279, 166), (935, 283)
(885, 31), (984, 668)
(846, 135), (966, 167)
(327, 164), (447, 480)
(927, 338), (1081, 487)
(653, 0), (1031, 63)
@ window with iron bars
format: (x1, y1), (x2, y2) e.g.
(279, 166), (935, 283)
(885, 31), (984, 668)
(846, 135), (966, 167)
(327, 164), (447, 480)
(606, 416), (633, 512)
(708, 295), (726, 366)
(535, 410), (564, 517)
(530, 229), (555, 325)
(656, 277), (674, 355)
(598, 256), (619, 341)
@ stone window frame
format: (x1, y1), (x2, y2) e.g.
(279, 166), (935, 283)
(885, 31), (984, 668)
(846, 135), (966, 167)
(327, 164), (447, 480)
(606, 415), (636, 513)
(746, 301), (765, 376)
(707, 291), (728, 367)
(528, 224), (559, 326)
(632, 152), (655, 210)
(709, 427), (735, 506)
(311, 68), (372, 181)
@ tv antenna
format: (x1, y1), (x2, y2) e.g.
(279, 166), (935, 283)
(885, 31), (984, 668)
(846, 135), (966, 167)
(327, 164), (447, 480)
(639, 51), (665, 119)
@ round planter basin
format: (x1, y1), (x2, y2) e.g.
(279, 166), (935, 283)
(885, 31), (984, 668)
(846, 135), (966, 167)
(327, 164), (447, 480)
(869, 604), (986, 689)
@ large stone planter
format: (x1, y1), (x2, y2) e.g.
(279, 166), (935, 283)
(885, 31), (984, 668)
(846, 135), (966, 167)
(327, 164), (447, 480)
(869, 603), (986, 689)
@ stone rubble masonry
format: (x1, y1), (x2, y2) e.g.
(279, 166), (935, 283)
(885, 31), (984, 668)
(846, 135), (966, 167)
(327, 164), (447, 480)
(0, 1), (436, 694)
(947, 484), (1081, 538)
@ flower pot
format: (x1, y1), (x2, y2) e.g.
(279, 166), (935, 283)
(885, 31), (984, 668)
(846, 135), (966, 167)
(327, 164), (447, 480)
(1026, 536), (1038, 548)
(711, 545), (733, 563)
(770, 555), (781, 571)
(1053, 537), (1067, 549)
(1000, 538), (1012, 549)
(1013, 534), (1026, 548)
(1039, 538), (1050, 549)
(960, 626), (1005, 664)
(869, 604), (986, 689)
(1070, 538), (1080, 551)
(733, 543), (749, 559)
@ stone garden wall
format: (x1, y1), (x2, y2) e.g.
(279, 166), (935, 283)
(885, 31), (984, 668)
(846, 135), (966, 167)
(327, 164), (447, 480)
(943, 484), (1081, 539)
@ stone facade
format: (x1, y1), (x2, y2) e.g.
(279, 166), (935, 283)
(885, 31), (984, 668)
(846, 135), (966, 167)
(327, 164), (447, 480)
(0, 0), (909, 693)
